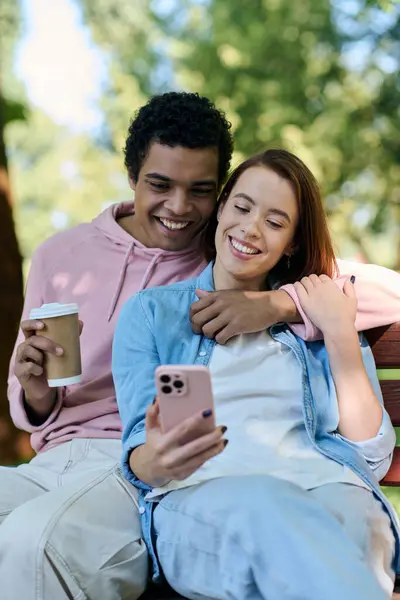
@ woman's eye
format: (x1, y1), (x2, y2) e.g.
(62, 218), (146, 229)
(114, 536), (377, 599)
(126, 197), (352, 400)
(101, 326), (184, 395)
(235, 205), (249, 213)
(268, 221), (283, 229)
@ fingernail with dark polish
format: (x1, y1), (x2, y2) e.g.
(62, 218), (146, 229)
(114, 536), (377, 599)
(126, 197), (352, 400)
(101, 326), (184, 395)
(223, 439), (229, 447)
(221, 426), (227, 434)
(350, 275), (356, 284)
(202, 409), (212, 418)
(152, 397), (157, 404)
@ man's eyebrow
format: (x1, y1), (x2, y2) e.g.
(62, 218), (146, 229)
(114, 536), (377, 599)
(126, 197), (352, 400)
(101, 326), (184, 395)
(234, 193), (291, 222)
(145, 173), (172, 182)
(145, 173), (217, 187)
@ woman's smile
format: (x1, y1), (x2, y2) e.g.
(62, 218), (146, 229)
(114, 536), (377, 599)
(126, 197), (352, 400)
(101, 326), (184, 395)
(228, 236), (262, 260)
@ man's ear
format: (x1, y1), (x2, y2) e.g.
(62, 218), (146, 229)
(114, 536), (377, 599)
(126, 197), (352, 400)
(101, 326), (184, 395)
(217, 201), (226, 221)
(128, 172), (136, 191)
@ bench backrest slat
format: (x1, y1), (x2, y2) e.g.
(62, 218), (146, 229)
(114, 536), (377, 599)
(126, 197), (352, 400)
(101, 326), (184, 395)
(380, 380), (400, 426)
(365, 323), (400, 367)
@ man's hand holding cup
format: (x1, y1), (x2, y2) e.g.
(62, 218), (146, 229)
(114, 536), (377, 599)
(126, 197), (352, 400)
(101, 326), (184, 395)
(15, 303), (82, 421)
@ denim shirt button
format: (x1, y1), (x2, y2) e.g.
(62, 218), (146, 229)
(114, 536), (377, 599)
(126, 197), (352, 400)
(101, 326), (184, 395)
(199, 351), (207, 357)
(139, 506), (145, 514)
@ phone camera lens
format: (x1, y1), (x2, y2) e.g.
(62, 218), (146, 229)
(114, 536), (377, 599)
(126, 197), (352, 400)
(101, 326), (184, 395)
(160, 375), (171, 384)
(162, 385), (172, 394)
(173, 380), (184, 389)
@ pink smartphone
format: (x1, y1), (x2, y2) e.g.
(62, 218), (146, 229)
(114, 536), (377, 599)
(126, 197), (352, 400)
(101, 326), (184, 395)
(155, 365), (216, 439)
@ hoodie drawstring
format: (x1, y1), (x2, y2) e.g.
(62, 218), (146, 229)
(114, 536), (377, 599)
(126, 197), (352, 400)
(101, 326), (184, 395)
(107, 244), (163, 321)
(138, 254), (162, 291)
(107, 241), (135, 321)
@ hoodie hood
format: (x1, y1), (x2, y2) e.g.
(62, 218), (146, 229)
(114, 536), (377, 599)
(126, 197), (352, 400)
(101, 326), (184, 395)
(92, 202), (205, 320)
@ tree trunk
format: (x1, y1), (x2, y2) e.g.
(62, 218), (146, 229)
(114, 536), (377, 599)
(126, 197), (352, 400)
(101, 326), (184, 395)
(395, 205), (400, 273)
(0, 92), (25, 464)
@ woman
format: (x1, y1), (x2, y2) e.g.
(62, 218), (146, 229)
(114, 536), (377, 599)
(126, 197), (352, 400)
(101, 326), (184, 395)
(112, 149), (399, 600)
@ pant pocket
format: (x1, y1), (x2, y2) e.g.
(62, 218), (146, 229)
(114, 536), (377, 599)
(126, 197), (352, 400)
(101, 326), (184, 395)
(113, 466), (140, 510)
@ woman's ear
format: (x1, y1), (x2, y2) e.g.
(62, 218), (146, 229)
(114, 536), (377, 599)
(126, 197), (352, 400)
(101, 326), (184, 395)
(285, 240), (298, 258)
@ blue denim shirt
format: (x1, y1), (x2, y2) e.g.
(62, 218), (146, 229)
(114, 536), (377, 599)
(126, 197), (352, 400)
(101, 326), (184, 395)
(112, 262), (400, 579)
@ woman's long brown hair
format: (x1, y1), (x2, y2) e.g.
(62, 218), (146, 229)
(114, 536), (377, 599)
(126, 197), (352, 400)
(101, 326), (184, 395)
(203, 148), (337, 287)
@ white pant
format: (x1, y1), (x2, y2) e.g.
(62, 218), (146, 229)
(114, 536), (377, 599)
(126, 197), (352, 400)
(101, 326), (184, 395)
(0, 439), (148, 600)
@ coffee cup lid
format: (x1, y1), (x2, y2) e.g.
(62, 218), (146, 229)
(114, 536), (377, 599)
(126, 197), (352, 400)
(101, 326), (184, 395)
(30, 303), (79, 319)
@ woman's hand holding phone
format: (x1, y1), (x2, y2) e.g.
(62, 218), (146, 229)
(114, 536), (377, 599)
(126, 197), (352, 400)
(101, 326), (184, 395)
(129, 399), (227, 488)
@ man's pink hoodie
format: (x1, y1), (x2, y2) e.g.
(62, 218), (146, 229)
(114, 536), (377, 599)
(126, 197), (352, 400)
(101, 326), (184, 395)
(7, 203), (400, 453)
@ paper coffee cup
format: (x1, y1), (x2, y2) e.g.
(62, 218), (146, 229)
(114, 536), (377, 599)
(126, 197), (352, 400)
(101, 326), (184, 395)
(29, 303), (82, 387)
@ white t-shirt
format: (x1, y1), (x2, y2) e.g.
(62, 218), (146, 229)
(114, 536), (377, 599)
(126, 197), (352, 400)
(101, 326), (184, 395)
(146, 330), (367, 499)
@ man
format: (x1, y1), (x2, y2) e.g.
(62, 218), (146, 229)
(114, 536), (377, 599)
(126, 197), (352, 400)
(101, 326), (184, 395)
(2, 92), (399, 599)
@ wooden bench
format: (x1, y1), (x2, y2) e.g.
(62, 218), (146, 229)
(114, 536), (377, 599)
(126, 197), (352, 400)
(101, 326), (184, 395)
(366, 323), (400, 486)
(141, 322), (400, 599)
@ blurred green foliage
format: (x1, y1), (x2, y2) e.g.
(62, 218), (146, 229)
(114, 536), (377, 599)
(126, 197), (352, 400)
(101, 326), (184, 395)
(162, 0), (400, 267)
(3, 0), (399, 270)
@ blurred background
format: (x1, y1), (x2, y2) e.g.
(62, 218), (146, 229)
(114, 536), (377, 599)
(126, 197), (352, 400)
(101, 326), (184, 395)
(0, 0), (399, 477)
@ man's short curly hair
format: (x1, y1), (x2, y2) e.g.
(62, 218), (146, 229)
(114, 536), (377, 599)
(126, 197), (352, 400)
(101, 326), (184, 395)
(124, 92), (233, 187)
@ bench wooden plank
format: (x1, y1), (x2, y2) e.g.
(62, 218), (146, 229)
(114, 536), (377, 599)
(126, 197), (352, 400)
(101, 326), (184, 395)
(380, 380), (400, 426)
(382, 447), (400, 486)
(366, 323), (400, 368)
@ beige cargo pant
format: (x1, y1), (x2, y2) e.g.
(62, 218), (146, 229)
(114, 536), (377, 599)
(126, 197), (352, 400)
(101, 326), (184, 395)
(0, 439), (148, 600)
